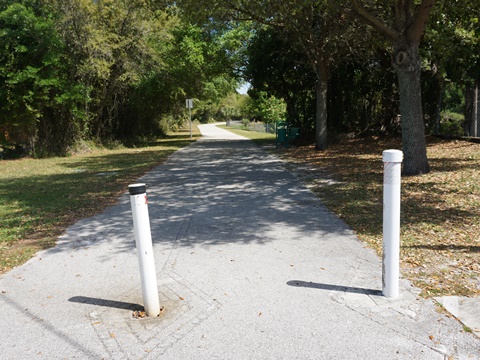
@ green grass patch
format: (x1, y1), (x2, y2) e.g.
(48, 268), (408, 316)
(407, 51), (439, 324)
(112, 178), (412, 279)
(0, 126), (199, 273)
(218, 124), (276, 146)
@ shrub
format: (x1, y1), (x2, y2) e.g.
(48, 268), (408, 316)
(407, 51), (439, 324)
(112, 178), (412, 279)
(440, 111), (465, 137)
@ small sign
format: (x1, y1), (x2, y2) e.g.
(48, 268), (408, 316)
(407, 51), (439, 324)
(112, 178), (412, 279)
(186, 99), (193, 109)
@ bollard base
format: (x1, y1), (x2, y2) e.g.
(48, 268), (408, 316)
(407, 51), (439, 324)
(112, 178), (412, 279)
(132, 306), (164, 319)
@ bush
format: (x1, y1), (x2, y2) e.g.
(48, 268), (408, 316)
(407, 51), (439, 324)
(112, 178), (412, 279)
(159, 117), (171, 135)
(440, 111), (465, 137)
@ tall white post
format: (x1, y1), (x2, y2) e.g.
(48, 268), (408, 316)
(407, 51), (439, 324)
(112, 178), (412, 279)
(129, 183), (160, 317)
(382, 150), (403, 298)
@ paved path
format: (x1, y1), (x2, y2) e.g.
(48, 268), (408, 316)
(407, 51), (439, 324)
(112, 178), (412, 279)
(0, 124), (478, 359)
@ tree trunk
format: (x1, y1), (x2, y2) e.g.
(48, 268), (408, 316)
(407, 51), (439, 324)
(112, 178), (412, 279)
(284, 94), (298, 126)
(350, 0), (434, 175)
(465, 79), (479, 137)
(434, 85), (442, 136)
(393, 44), (430, 175)
(315, 58), (329, 150)
(315, 79), (328, 150)
(474, 79), (479, 137)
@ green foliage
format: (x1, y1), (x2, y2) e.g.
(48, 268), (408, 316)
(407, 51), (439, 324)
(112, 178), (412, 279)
(244, 25), (401, 136)
(244, 27), (316, 131)
(1, 0), (479, 157)
(53, 0), (175, 141)
(439, 111), (465, 137)
(195, 92), (249, 123)
(164, 23), (239, 106)
(424, 1), (480, 136)
(428, 1), (480, 82)
(329, 55), (400, 136)
(0, 2), (85, 155)
(241, 118), (250, 129)
(0, 0), (241, 154)
(246, 91), (286, 124)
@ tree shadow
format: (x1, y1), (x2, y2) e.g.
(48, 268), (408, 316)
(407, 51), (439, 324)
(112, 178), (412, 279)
(285, 138), (479, 241)
(45, 137), (356, 260)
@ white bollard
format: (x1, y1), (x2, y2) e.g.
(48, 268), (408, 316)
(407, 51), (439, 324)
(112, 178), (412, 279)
(382, 150), (403, 298)
(129, 183), (160, 317)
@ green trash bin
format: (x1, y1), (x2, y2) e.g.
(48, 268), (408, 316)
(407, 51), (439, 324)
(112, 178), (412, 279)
(288, 127), (300, 141)
(276, 121), (287, 148)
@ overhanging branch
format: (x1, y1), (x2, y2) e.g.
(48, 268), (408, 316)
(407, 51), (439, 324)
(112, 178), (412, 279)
(407, 0), (435, 43)
(351, 0), (400, 42)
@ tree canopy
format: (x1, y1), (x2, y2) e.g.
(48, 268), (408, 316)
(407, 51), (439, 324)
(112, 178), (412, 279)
(1, 0), (479, 175)
(0, 0), (242, 156)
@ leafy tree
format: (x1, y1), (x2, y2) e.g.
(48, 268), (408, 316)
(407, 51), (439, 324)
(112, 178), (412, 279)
(329, 51), (400, 136)
(175, 0), (358, 150)
(244, 27), (316, 132)
(246, 90), (286, 124)
(165, 19), (240, 125)
(49, 0), (175, 142)
(192, 92), (248, 123)
(161, 22), (246, 124)
(351, 0), (434, 175)
(0, 1), (85, 156)
(426, 1), (480, 137)
(0, 0), (251, 154)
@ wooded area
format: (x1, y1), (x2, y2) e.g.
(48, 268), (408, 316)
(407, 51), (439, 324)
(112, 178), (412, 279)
(1, 0), (479, 175)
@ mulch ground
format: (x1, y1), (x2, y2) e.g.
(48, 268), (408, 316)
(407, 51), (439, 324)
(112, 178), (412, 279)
(279, 136), (480, 298)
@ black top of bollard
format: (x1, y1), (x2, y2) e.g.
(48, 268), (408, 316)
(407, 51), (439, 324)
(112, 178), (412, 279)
(128, 183), (146, 195)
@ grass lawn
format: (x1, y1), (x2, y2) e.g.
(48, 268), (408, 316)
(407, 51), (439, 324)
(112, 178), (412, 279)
(217, 124), (276, 145)
(0, 125), (200, 273)
(223, 127), (479, 298)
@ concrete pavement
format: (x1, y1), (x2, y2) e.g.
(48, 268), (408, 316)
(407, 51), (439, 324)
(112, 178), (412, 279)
(0, 123), (478, 359)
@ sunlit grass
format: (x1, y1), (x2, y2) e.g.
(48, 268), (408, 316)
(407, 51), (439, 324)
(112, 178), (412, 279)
(0, 125), (200, 273)
(218, 124), (276, 144)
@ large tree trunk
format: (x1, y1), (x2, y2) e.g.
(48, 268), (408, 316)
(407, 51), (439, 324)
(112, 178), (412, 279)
(393, 44), (430, 175)
(465, 79), (479, 137)
(315, 79), (328, 150)
(315, 58), (328, 150)
(351, 0), (434, 175)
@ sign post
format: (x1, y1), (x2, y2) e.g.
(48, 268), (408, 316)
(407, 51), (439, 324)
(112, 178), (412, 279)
(186, 99), (193, 139)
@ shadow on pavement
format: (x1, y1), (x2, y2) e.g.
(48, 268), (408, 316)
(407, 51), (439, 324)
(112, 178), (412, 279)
(287, 280), (383, 296)
(69, 296), (143, 311)
(50, 138), (354, 261)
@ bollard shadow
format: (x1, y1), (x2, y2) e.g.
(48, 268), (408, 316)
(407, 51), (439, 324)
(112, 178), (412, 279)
(69, 296), (143, 311)
(287, 280), (383, 296)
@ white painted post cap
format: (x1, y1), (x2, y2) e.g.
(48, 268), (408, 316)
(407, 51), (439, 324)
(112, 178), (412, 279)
(382, 149), (403, 163)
